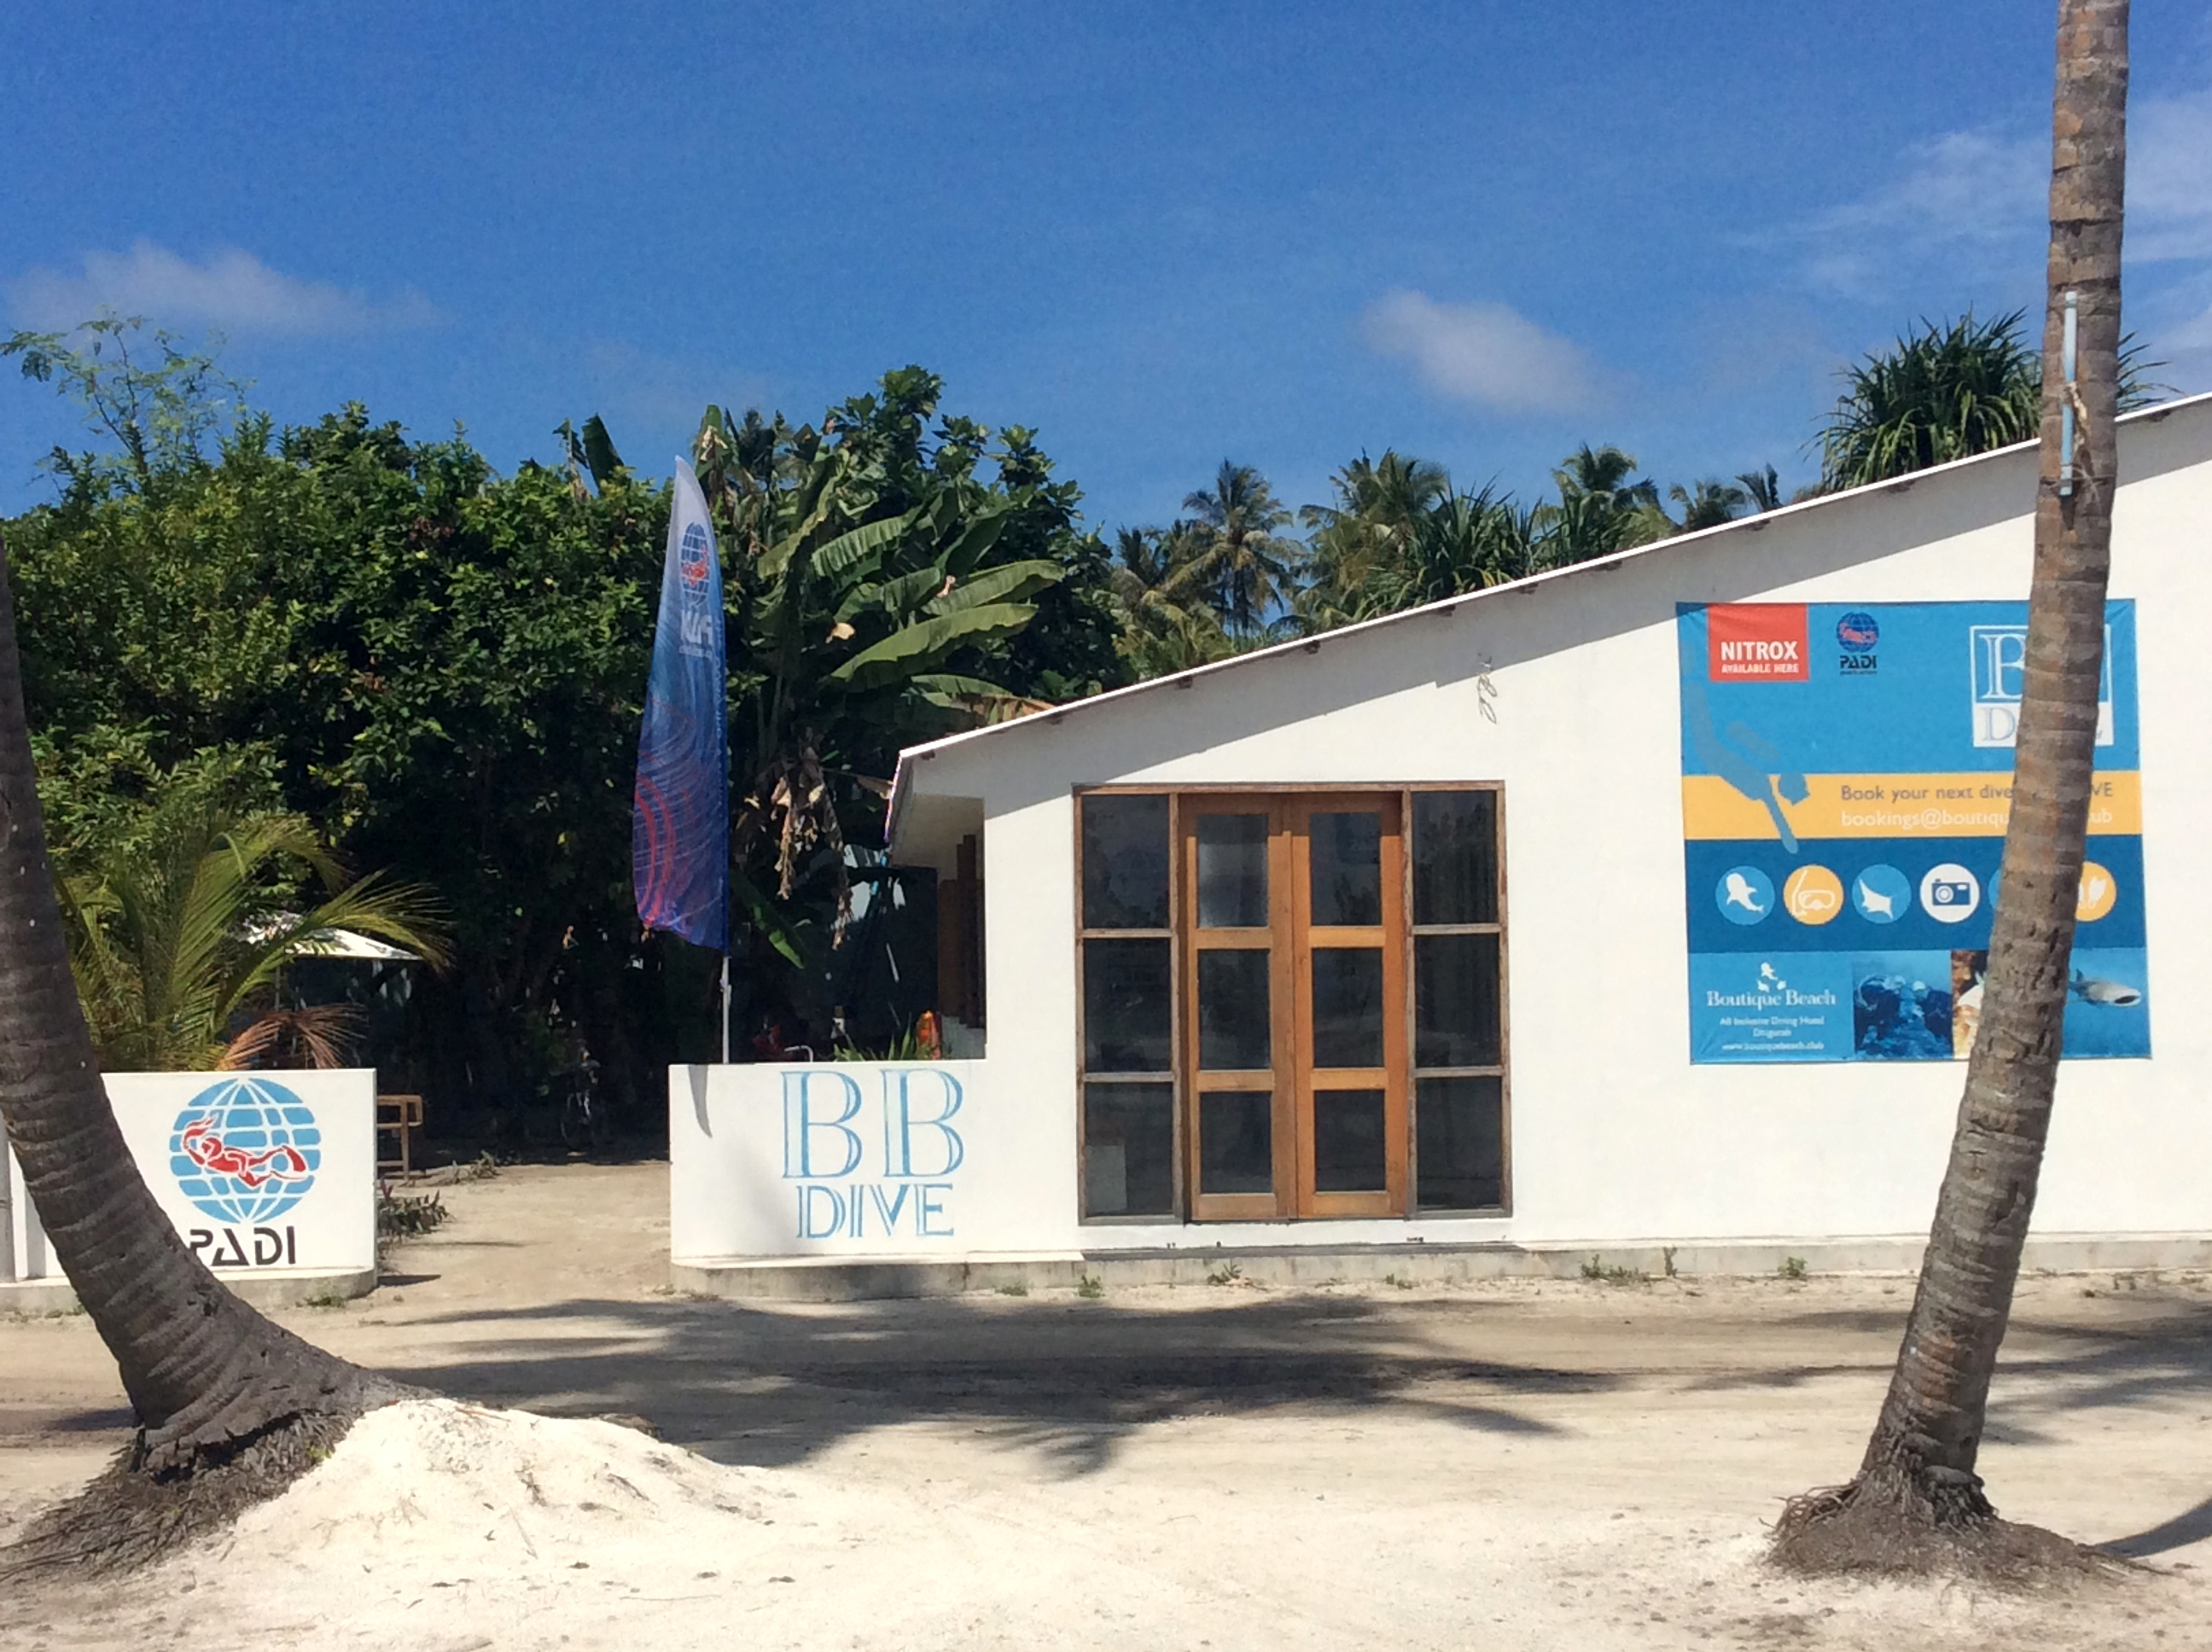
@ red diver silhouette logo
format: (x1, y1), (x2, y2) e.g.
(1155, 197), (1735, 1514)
(178, 1116), (311, 1190)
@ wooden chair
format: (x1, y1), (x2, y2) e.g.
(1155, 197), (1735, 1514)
(375, 1094), (425, 1176)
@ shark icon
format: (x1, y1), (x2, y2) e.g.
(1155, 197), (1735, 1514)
(1723, 872), (1767, 915)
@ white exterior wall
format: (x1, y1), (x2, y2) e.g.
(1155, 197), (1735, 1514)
(3, 1070), (376, 1286)
(670, 405), (2212, 1264)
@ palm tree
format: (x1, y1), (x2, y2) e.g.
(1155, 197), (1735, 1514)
(1738, 464), (1784, 514)
(60, 802), (449, 1073)
(1776, 0), (2132, 1573)
(1299, 450), (1450, 610)
(1540, 445), (1669, 562)
(1817, 312), (2044, 492)
(1109, 525), (1232, 675)
(0, 527), (402, 1561)
(1179, 462), (1307, 638)
(1667, 479), (1751, 532)
(1819, 311), (2166, 493)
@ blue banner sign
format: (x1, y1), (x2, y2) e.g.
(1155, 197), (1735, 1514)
(1679, 601), (2148, 1063)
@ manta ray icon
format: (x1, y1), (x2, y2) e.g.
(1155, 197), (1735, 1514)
(1854, 877), (1896, 919)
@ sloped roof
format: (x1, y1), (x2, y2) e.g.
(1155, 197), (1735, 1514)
(888, 393), (2212, 843)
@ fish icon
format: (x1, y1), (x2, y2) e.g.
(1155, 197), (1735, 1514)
(1723, 872), (1767, 914)
(2069, 972), (2142, 1008)
(1854, 878), (1896, 920)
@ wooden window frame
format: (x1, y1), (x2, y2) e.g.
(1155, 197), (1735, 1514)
(1075, 782), (1511, 1224)
(1074, 794), (1184, 1224)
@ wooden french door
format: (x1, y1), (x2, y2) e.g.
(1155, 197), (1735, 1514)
(1179, 794), (1409, 1219)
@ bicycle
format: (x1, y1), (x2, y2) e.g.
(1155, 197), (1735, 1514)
(559, 1057), (609, 1151)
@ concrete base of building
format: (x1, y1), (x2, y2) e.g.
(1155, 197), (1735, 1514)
(671, 1232), (2212, 1303)
(0, 1267), (379, 1317)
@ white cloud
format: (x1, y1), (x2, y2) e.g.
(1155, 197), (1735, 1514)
(8, 240), (439, 335)
(2129, 86), (2212, 263)
(1360, 289), (1604, 414)
(1781, 130), (2044, 298)
(1774, 80), (2212, 297)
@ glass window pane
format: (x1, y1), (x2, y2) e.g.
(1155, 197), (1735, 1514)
(1084, 1083), (1175, 1217)
(1312, 947), (1384, 1068)
(1415, 933), (1501, 1067)
(1197, 814), (1269, 928)
(1313, 1088), (1387, 1192)
(1082, 794), (1169, 929)
(1198, 949), (1272, 1070)
(1414, 791), (1498, 926)
(1199, 1091), (1273, 1195)
(1417, 1075), (1504, 1209)
(1309, 811), (1382, 926)
(1084, 938), (1171, 1072)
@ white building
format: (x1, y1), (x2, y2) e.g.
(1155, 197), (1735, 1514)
(670, 395), (2212, 1295)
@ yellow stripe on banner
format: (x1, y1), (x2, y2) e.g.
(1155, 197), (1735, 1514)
(1681, 771), (2142, 841)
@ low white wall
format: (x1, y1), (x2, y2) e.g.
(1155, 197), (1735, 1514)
(4, 1070), (376, 1286)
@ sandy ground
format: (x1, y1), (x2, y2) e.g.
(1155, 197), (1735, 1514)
(3, 1162), (2209, 1650)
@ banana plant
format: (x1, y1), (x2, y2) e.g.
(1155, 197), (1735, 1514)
(690, 386), (1063, 926)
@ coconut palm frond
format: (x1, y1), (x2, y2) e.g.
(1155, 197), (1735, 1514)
(216, 870), (452, 1026)
(56, 795), (450, 1072)
(218, 1003), (365, 1072)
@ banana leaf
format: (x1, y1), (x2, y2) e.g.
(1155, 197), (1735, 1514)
(827, 602), (1037, 690)
(807, 510), (919, 581)
(925, 558), (1063, 615)
(940, 509), (1009, 577)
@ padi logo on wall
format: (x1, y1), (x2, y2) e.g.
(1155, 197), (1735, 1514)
(168, 1077), (321, 1269)
(1835, 610), (1879, 675)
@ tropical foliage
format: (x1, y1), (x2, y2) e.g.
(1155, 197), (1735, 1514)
(1132, 443), (1738, 643)
(58, 784), (449, 1073)
(1817, 310), (2165, 492)
(680, 371), (1125, 1029)
(5, 322), (1123, 1123)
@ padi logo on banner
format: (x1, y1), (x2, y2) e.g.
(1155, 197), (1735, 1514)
(1970, 624), (2113, 747)
(1836, 610), (1879, 675)
(781, 1067), (966, 1242)
(168, 1078), (320, 1270)
(1706, 604), (1808, 682)
(677, 520), (717, 652)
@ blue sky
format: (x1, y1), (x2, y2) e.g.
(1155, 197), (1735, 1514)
(4, 2), (2209, 532)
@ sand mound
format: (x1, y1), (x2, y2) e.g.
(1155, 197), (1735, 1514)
(113, 1401), (826, 1650)
(58, 1400), (1147, 1652)
(218, 1399), (787, 1573)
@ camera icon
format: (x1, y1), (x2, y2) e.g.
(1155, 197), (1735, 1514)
(1919, 863), (1982, 924)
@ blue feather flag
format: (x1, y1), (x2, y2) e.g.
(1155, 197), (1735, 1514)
(633, 458), (730, 950)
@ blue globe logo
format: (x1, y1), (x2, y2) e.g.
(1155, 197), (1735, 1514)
(168, 1078), (321, 1226)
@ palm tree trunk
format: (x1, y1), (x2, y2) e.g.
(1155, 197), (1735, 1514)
(1776, 0), (2128, 1571)
(0, 526), (396, 1498)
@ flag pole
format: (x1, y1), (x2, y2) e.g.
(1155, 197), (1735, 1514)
(719, 952), (731, 1064)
